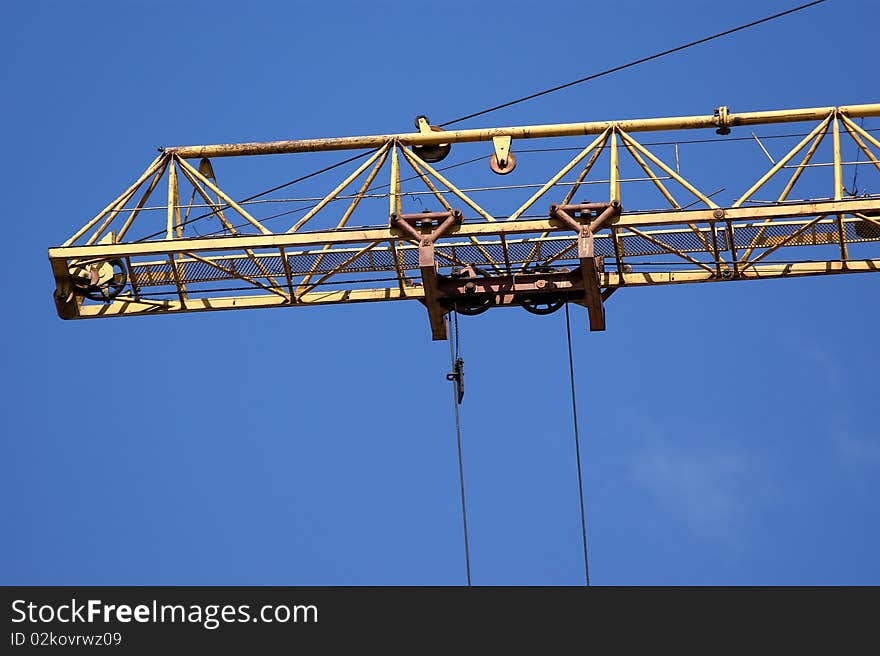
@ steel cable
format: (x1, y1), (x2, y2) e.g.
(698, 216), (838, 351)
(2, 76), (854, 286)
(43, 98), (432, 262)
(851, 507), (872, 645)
(565, 303), (591, 586)
(448, 311), (472, 586)
(439, 1), (828, 127)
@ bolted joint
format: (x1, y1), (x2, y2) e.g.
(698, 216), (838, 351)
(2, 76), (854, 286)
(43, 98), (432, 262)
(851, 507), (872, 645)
(414, 115), (431, 131)
(714, 105), (731, 135)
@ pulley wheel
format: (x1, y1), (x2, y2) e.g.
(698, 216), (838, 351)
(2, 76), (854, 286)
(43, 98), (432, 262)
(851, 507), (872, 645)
(412, 125), (451, 163)
(520, 297), (565, 315)
(518, 264), (564, 314)
(489, 151), (517, 175)
(70, 258), (128, 302)
(453, 296), (493, 316)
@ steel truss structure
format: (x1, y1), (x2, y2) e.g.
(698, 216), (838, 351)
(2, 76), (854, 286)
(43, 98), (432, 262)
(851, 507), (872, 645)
(49, 103), (880, 339)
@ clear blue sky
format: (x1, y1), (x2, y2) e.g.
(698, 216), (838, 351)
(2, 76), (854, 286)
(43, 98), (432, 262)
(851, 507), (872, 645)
(2, 0), (878, 585)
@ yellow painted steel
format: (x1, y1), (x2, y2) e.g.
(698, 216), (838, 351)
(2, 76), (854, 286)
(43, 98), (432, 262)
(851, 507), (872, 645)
(69, 260), (880, 320)
(49, 102), (880, 324)
(63, 154), (165, 247)
(401, 147), (496, 222)
(163, 103), (880, 158)
(288, 143), (390, 233)
(618, 128), (720, 209)
(175, 156), (272, 235)
(51, 198), (880, 261)
(733, 116), (832, 207)
(506, 129), (609, 221)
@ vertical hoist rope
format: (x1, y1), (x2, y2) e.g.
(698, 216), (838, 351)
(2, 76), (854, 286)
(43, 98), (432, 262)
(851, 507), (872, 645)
(449, 311), (472, 586)
(565, 303), (591, 586)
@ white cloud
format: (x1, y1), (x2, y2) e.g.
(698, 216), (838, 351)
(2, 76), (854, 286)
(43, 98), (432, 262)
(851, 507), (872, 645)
(626, 425), (758, 547)
(832, 428), (880, 467)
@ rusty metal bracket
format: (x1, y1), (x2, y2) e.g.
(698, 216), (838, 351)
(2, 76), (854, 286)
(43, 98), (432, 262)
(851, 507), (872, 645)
(550, 201), (621, 331)
(399, 202), (622, 340)
(391, 210), (463, 340)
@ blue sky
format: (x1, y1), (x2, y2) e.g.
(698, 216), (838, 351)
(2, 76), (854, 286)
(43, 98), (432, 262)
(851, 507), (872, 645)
(2, 0), (878, 585)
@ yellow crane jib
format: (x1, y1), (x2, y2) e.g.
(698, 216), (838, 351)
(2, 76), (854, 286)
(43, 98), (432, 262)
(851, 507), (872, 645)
(48, 103), (880, 340)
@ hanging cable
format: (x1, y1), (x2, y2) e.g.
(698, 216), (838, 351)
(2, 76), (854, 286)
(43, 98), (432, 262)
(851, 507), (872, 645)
(446, 311), (472, 585)
(439, 0), (827, 127)
(564, 303), (591, 586)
